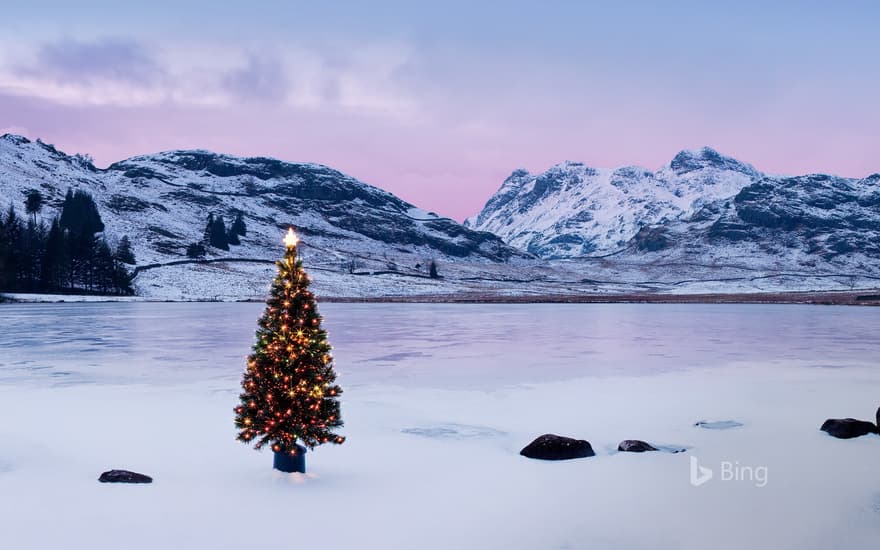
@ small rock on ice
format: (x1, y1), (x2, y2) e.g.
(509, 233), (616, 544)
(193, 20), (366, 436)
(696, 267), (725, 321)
(520, 434), (595, 460)
(98, 469), (153, 484)
(618, 440), (659, 453)
(820, 418), (878, 440)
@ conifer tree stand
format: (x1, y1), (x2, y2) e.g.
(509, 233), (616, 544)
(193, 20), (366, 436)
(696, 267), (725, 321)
(234, 228), (345, 473)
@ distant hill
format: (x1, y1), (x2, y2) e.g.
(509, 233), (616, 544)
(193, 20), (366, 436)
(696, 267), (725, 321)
(465, 147), (880, 274)
(0, 134), (527, 299)
(3, 136), (877, 300)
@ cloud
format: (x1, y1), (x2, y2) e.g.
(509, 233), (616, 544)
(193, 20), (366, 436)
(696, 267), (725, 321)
(20, 37), (163, 85)
(324, 42), (420, 117)
(222, 54), (289, 103)
(0, 37), (169, 106)
(0, 36), (420, 117)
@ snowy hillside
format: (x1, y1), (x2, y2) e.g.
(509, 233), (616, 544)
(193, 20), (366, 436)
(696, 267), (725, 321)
(465, 147), (762, 258)
(580, 170), (880, 286)
(2, 136), (878, 300)
(465, 147), (880, 287)
(0, 134), (532, 299)
(460, 147), (880, 294)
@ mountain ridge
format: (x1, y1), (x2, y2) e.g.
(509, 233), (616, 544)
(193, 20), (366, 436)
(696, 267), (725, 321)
(0, 134), (535, 299)
(3, 135), (877, 300)
(465, 146), (878, 263)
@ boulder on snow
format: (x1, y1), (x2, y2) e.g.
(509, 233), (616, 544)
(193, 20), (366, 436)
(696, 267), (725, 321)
(520, 434), (595, 460)
(98, 469), (153, 484)
(618, 440), (659, 453)
(820, 418), (878, 440)
(876, 406), (879, 428)
(694, 420), (743, 430)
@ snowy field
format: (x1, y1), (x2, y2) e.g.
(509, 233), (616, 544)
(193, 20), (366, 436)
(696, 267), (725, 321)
(1, 303), (878, 549)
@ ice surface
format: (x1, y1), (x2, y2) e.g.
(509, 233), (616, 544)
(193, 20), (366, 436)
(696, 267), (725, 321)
(694, 420), (745, 430)
(401, 424), (507, 439)
(0, 303), (879, 549)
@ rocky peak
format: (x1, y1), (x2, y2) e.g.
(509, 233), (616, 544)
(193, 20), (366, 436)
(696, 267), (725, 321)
(504, 168), (531, 182)
(669, 146), (758, 177)
(1, 133), (32, 146)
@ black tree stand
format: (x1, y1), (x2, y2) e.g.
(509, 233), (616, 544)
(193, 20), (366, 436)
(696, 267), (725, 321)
(273, 444), (307, 473)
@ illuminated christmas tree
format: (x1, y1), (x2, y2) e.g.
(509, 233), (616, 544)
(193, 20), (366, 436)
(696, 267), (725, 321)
(234, 228), (344, 472)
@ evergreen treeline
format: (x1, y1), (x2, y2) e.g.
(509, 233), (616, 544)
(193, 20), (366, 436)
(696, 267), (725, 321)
(0, 189), (134, 295)
(188, 210), (246, 257)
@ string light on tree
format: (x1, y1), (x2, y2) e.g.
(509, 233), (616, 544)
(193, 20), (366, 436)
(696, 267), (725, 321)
(234, 227), (345, 473)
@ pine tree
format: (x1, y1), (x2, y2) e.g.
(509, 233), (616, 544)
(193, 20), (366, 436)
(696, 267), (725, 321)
(235, 228), (344, 469)
(2, 205), (21, 290)
(227, 227), (240, 246)
(19, 218), (44, 290)
(203, 213), (214, 246)
(60, 189), (104, 237)
(25, 189), (43, 226)
(0, 206), (13, 290)
(111, 260), (133, 295)
(41, 218), (67, 291)
(210, 216), (229, 250)
(116, 236), (136, 265)
(231, 211), (247, 236)
(94, 239), (115, 293)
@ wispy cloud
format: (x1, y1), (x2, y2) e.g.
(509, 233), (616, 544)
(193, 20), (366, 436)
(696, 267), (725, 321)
(1, 37), (168, 106)
(0, 36), (420, 117)
(222, 54), (289, 103)
(21, 37), (162, 85)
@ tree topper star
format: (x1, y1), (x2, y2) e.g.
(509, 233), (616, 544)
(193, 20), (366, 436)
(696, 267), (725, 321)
(284, 228), (299, 248)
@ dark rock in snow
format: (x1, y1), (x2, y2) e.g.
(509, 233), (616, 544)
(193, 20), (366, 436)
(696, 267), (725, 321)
(99, 469), (153, 484)
(618, 440), (659, 453)
(520, 434), (595, 460)
(633, 226), (671, 252)
(694, 420), (743, 430)
(820, 418), (879, 439)
(876, 406), (879, 429)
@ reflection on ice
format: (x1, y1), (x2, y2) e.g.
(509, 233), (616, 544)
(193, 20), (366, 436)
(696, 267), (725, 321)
(1, 302), (879, 388)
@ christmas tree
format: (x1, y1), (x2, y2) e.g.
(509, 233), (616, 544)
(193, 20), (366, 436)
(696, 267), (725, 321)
(235, 228), (344, 471)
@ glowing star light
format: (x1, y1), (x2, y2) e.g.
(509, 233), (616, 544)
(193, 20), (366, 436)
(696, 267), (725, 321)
(284, 228), (299, 248)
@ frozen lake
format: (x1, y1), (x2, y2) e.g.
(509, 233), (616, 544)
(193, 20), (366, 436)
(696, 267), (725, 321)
(1, 303), (878, 549)
(2, 302), (879, 387)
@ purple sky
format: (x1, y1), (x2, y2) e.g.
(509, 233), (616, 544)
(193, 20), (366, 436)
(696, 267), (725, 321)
(1, 1), (878, 220)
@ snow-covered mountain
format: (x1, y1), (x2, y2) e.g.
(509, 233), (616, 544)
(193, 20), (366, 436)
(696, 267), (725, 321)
(466, 147), (880, 270)
(0, 134), (530, 299)
(3, 136), (878, 299)
(465, 147), (763, 258)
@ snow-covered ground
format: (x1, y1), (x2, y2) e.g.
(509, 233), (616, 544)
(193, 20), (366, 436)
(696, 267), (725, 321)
(72, 256), (880, 301)
(1, 303), (878, 549)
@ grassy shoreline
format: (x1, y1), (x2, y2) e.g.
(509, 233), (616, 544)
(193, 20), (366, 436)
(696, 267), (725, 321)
(322, 290), (880, 305)
(4, 289), (879, 305)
